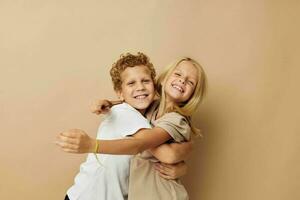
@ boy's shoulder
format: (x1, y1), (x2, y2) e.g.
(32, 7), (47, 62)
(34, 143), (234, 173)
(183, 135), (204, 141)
(111, 102), (138, 113)
(110, 102), (145, 120)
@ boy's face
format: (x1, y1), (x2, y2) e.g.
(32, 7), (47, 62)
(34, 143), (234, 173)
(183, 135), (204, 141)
(118, 65), (155, 114)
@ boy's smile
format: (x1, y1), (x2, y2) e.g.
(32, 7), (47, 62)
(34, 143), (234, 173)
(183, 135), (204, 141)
(118, 65), (155, 114)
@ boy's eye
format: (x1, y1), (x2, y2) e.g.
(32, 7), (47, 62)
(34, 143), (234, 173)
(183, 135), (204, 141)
(143, 79), (151, 83)
(127, 81), (135, 85)
(174, 72), (181, 76)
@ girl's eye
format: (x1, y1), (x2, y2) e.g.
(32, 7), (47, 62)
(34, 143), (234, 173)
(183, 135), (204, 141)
(174, 72), (181, 77)
(143, 79), (151, 83)
(188, 80), (195, 85)
(127, 81), (134, 85)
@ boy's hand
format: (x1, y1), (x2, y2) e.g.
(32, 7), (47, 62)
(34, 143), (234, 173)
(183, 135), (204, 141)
(55, 129), (95, 153)
(90, 99), (112, 115)
(150, 140), (194, 164)
(154, 161), (188, 180)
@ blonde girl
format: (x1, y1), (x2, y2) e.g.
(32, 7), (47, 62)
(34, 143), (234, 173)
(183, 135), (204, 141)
(57, 57), (207, 199)
(156, 57), (207, 135)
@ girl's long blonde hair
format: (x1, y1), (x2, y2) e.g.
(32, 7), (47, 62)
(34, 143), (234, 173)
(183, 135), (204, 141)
(157, 57), (208, 137)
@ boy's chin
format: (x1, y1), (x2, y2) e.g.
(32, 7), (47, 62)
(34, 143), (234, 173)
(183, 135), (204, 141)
(130, 101), (152, 110)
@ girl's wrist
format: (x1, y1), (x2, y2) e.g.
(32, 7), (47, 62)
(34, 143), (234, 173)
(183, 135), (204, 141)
(94, 139), (100, 153)
(90, 139), (97, 153)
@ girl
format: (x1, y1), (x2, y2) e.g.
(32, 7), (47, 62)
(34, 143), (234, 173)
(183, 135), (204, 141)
(57, 57), (207, 199)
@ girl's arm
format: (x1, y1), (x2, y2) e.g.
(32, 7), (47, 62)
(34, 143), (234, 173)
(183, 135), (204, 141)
(149, 141), (193, 164)
(56, 127), (172, 155)
(56, 129), (190, 180)
(90, 99), (122, 115)
(88, 99), (193, 163)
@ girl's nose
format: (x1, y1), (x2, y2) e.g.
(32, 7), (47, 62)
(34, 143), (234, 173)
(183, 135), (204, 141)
(179, 78), (186, 84)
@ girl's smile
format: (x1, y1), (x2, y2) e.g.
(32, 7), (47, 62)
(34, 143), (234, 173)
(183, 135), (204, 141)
(165, 61), (198, 104)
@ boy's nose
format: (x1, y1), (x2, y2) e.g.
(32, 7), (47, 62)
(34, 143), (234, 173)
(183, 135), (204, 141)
(136, 82), (145, 90)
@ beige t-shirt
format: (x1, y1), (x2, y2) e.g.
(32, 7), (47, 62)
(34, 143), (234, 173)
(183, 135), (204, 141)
(148, 100), (191, 140)
(128, 101), (191, 200)
(152, 112), (191, 142)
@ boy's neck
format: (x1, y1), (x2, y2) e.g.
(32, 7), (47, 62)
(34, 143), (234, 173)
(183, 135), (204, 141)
(138, 109), (146, 115)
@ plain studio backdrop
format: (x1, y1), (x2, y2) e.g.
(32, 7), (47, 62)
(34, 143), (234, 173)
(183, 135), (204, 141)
(0, 1), (299, 200)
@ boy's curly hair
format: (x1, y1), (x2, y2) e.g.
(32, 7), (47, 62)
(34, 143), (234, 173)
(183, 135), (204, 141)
(110, 52), (156, 91)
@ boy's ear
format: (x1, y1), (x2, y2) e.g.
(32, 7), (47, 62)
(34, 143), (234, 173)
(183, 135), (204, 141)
(116, 90), (124, 101)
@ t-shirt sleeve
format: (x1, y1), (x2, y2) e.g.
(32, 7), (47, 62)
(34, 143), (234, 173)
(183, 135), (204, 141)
(110, 106), (152, 137)
(154, 112), (191, 142)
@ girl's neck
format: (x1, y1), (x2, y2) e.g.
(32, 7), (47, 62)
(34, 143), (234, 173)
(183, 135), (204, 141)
(165, 96), (176, 109)
(157, 95), (176, 118)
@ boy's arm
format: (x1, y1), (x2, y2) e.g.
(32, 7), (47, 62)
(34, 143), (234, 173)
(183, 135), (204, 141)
(149, 141), (193, 164)
(154, 161), (188, 180)
(56, 127), (172, 155)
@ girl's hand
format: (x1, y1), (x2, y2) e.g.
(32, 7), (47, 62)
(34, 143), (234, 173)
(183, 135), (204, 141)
(90, 99), (112, 115)
(90, 99), (123, 115)
(154, 161), (188, 180)
(55, 129), (95, 153)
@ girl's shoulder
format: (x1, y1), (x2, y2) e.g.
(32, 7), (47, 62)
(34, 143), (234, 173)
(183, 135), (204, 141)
(157, 112), (191, 127)
(154, 111), (191, 142)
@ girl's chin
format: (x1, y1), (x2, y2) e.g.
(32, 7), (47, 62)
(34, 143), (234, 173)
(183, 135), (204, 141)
(166, 94), (183, 104)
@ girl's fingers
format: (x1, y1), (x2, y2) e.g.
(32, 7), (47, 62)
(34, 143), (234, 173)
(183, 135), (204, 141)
(55, 141), (79, 150)
(110, 100), (123, 106)
(95, 111), (101, 115)
(60, 129), (84, 138)
(60, 131), (77, 138)
(92, 100), (111, 111)
(100, 102), (111, 110)
(62, 148), (79, 153)
(57, 134), (79, 145)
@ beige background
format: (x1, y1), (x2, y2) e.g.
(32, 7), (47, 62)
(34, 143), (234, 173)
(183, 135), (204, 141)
(0, 1), (299, 200)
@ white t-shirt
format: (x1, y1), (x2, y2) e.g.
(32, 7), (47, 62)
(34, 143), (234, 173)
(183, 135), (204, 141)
(67, 103), (151, 200)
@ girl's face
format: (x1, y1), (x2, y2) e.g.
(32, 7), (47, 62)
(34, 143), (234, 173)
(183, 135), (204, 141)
(164, 61), (198, 104)
(118, 65), (155, 114)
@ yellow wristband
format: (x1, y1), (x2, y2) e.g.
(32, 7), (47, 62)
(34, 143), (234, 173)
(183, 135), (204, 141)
(93, 140), (103, 167)
(94, 140), (99, 153)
